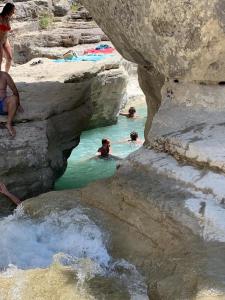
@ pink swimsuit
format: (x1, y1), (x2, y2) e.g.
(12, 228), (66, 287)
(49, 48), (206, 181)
(0, 23), (10, 32)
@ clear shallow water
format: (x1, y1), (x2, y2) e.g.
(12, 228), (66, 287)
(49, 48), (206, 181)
(55, 104), (147, 190)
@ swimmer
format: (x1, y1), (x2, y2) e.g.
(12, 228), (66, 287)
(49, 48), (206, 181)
(119, 106), (137, 118)
(95, 138), (122, 160)
(128, 131), (143, 145)
(97, 138), (111, 158)
(0, 182), (21, 206)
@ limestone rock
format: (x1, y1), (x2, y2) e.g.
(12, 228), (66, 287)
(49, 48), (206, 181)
(88, 67), (128, 129)
(12, 20), (108, 63)
(14, 0), (51, 20)
(0, 57), (127, 205)
(82, 0), (225, 82)
(78, 0), (225, 204)
(52, 0), (70, 16)
(21, 154), (225, 300)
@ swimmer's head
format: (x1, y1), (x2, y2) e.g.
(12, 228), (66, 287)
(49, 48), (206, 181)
(128, 107), (136, 116)
(130, 131), (138, 141)
(102, 138), (110, 146)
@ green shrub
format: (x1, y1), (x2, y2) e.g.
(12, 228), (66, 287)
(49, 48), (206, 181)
(71, 3), (79, 13)
(39, 13), (54, 30)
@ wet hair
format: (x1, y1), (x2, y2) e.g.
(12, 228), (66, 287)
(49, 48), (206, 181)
(128, 107), (136, 115)
(0, 3), (15, 17)
(130, 131), (138, 141)
(102, 138), (110, 145)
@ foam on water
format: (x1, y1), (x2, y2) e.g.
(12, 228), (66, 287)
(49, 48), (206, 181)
(0, 207), (110, 270)
(0, 207), (148, 299)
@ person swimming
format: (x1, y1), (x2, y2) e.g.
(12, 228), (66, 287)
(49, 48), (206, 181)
(119, 106), (136, 118)
(128, 131), (143, 145)
(97, 138), (111, 158)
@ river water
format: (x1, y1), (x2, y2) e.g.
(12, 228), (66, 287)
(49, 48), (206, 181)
(0, 103), (148, 299)
(55, 103), (147, 190)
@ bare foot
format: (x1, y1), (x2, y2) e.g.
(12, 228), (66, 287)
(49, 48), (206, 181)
(6, 123), (16, 137)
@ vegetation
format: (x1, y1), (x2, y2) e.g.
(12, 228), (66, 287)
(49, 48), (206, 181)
(71, 3), (80, 13)
(39, 13), (54, 30)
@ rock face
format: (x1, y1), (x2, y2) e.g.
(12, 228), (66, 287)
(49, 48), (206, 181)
(79, 1), (225, 298)
(20, 157), (225, 300)
(82, 0), (225, 81)
(0, 57), (127, 204)
(6, 0), (108, 65)
(52, 0), (70, 16)
(81, 0), (225, 141)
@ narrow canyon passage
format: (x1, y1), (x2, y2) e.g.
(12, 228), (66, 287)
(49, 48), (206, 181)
(55, 102), (146, 190)
(1, 0), (225, 298)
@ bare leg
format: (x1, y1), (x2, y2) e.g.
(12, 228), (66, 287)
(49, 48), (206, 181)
(3, 39), (13, 73)
(0, 44), (3, 71)
(4, 95), (18, 137)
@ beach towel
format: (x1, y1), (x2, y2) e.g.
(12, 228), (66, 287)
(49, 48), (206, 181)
(53, 54), (112, 63)
(84, 44), (115, 55)
(95, 44), (111, 50)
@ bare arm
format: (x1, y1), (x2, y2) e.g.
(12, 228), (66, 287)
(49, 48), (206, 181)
(119, 112), (129, 116)
(5, 73), (20, 104)
(0, 183), (21, 206)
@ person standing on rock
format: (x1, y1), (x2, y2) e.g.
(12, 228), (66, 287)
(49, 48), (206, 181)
(0, 2), (15, 72)
(0, 71), (23, 136)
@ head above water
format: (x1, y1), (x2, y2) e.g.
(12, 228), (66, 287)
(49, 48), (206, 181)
(128, 107), (136, 116)
(1, 2), (15, 17)
(130, 131), (138, 141)
(102, 138), (110, 146)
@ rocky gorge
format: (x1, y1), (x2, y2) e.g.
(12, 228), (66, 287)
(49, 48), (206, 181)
(1, 0), (225, 299)
(0, 0), (130, 210)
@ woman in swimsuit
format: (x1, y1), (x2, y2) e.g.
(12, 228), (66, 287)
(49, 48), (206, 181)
(0, 3), (15, 73)
(97, 138), (111, 158)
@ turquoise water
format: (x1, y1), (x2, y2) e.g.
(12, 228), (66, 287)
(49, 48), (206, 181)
(55, 104), (147, 190)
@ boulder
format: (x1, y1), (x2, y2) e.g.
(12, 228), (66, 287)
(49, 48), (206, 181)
(14, 0), (51, 20)
(20, 157), (225, 300)
(82, 0), (225, 81)
(52, 0), (70, 16)
(88, 67), (127, 129)
(77, 1), (225, 297)
(81, 0), (225, 145)
(0, 56), (127, 205)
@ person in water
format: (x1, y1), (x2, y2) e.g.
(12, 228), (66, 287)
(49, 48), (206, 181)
(0, 71), (23, 136)
(119, 106), (136, 118)
(128, 131), (143, 145)
(0, 182), (21, 206)
(0, 2), (15, 72)
(97, 138), (111, 158)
